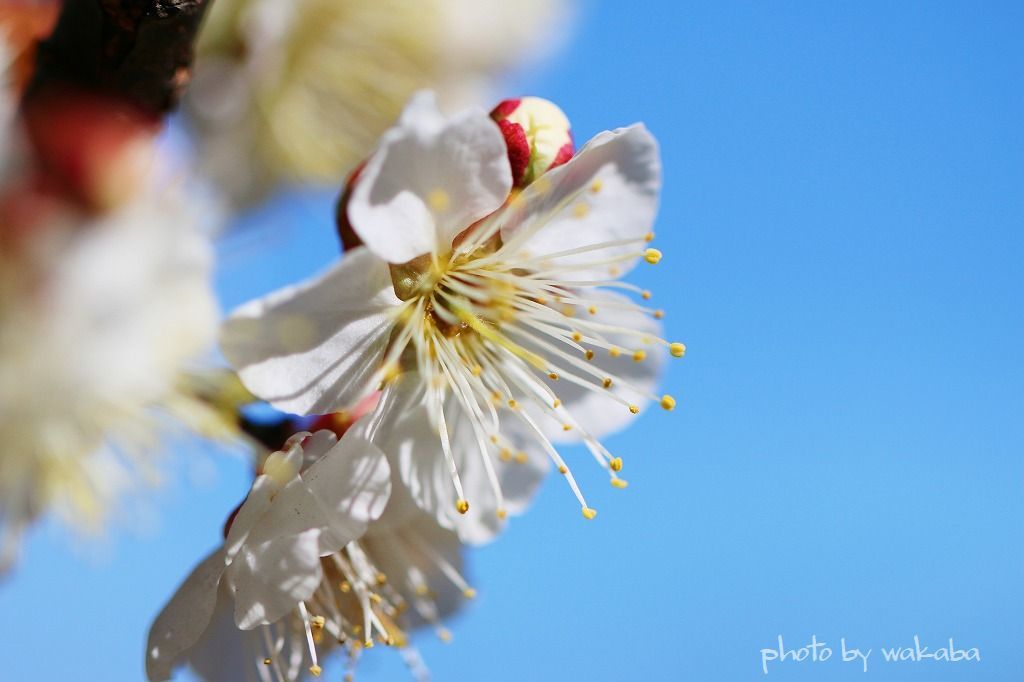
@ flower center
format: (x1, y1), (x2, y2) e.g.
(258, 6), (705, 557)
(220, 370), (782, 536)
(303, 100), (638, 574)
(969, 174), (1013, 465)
(372, 217), (685, 521)
(254, 531), (474, 680)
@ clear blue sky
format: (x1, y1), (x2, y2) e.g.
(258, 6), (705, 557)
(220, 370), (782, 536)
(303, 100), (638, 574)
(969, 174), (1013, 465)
(2, 2), (1022, 680)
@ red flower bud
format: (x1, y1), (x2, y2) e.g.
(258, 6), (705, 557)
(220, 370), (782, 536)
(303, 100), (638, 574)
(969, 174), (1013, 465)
(335, 160), (367, 251)
(490, 96), (574, 188)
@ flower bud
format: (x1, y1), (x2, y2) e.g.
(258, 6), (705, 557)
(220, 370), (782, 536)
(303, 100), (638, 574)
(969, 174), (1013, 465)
(335, 160), (366, 251)
(490, 96), (573, 188)
(22, 91), (159, 211)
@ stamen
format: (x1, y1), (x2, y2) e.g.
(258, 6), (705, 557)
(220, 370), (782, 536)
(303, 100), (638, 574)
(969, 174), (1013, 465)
(297, 601), (320, 676)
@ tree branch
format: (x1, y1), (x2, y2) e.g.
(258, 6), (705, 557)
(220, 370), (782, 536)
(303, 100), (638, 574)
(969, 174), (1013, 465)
(25, 0), (212, 116)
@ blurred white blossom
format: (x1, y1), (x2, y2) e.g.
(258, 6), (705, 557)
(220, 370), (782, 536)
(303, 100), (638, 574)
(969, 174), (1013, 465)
(186, 0), (571, 205)
(0, 79), (220, 569)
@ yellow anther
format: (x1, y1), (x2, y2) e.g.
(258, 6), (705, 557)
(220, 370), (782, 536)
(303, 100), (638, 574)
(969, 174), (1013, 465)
(660, 395), (676, 411)
(490, 390), (502, 402)
(339, 580), (351, 593)
(562, 424), (572, 432)
(376, 573), (388, 586)
(572, 331), (583, 342)
(463, 588), (477, 599)
(611, 478), (629, 489)
(562, 305), (576, 317)
(428, 188), (450, 211)
(573, 202), (590, 218)
(456, 499), (470, 514)
(590, 179), (603, 193)
(489, 434), (499, 444)
(609, 457), (623, 472)
(496, 508), (508, 520)
(585, 350), (595, 361)
(439, 628), (453, 643)
(587, 305), (598, 315)
(582, 507), (598, 520)
(644, 248), (662, 264)
(632, 350), (647, 362)
(552, 399), (562, 408)
(311, 615), (325, 629)
(310, 665), (323, 677)
(628, 404), (640, 414)
(536, 295), (548, 304)
(507, 399), (518, 409)
(558, 465), (568, 474)
(364, 639), (374, 649)
(263, 658), (272, 666)
(415, 584), (430, 597)
(602, 378), (613, 388)
(654, 309), (665, 319)
(369, 593), (382, 604)
(548, 372), (559, 380)
(642, 290), (652, 300)
(610, 266), (621, 277)
(644, 231), (655, 242)
(670, 342), (687, 358)
(470, 364), (483, 377)
(609, 346), (622, 358)
(499, 448), (512, 462)
(514, 451), (528, 464)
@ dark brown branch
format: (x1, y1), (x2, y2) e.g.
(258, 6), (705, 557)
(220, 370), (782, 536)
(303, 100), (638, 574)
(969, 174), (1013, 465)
(25, 0), (212, 116)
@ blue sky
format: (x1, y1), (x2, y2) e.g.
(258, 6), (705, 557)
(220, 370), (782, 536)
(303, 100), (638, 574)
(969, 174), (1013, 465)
(2, 2), (1022, 680)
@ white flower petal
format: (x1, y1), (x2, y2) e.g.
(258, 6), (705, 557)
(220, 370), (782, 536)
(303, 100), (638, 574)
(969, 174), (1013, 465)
(492, 420), (551, 514)
(530, 289), (666, 442)
(229, 528), (322, 630)
(176, 583), (270, 682)
(349, 91), (511, 263)
(361, 514), (466, 625)
(223, 474), (275, 565)
(299, 428), (338, 469)
(146, 548), (226, 681)
(301, 433), (392, 548)
(221, 246), (398, 415)
(499, 124), (661, 281)
(242, 432), (392, 555)
(370, 378), (546, 544)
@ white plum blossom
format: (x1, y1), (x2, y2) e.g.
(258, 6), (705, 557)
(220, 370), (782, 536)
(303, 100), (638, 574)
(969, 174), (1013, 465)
(147, 430), (476, 682)
(146, 429), (392, 681)
(188, 0), (572, 204)
(0, 132), (220, 570)
(222, 92), (683, 539)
